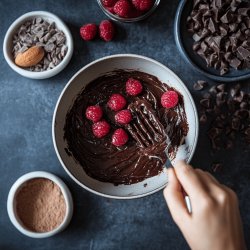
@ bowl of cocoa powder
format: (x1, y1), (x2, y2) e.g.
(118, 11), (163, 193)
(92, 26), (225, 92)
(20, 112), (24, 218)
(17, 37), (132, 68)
(7, 171), (73, 238)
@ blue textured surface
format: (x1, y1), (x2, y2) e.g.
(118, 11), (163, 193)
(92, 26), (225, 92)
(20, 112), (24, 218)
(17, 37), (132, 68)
(0, 1), (249, 249)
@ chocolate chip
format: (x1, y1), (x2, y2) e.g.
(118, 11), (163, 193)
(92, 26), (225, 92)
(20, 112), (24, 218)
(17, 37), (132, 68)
(232, 117), (241, 130)
(212, 163), (223, 173)
(200, 98), (211, 108)
(200, 114), (207, 124)
(240, 102), (248, 109)
(209, 86), (218, 95)
(203, 93), (211, 99)
(217, 84), (226, 92)
(193, 80), (207, 90)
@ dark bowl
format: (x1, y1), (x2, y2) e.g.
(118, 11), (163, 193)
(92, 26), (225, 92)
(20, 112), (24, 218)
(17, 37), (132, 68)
(174, 0), (250, 82)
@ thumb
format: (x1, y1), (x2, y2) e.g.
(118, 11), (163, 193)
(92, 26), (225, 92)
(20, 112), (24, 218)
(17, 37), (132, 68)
(163, 168), (190, 224)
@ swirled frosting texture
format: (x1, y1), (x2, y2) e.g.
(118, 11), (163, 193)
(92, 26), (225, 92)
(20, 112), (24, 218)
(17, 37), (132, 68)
(64, 70), (188, 185)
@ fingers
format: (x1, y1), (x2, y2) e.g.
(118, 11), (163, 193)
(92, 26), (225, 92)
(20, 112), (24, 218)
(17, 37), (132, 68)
(174, 161), (207, 199)
(164, 168), (190, 224)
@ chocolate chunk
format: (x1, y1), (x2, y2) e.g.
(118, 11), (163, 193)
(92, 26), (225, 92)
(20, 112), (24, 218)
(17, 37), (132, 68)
(237, 46), (250, 59)
(208, 18), (217, 33)
(200, 114), (207, 124)
(217, 84), (226, 92)
(203, 93), (211, 99)
(193, 80), (207, 90)
(200, 98), (211, 108)
(209, 86), (218, 95)
(238, 8), (250, 16)
(240, 102), (248, 109)
(232, 117), (241, 130)
(212, 163), (223, 172)
(230, 58), (242, 69)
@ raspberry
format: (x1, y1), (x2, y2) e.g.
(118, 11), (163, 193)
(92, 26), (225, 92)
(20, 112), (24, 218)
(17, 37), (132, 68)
(113, 0), (132, 17)
(107, 94), (127, 111)
(132, 0), (153, 12)
(112, 128), (129, 146)
(105, 6), (115, 14)
(80, 24), (98, 41)
(126, 78), (143, 96)
(85, 105), (103, 122)
(115, 109), (133, 124)
(92, 120), (110, 138)
(99, 20), (115, 42)
(101, 0), (117, 7)
(161, 91), (179, 108)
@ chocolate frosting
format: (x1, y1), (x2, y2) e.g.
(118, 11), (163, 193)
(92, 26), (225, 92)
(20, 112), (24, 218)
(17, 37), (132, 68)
(64, 70), (188, 185)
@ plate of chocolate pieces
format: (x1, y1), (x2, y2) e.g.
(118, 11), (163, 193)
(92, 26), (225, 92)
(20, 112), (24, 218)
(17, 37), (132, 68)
(175, 0), (250, 82)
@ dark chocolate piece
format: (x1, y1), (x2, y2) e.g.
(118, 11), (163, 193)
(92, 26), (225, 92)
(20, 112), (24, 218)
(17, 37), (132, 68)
(187, 0), (250, 75)
(193, 80), (207, 90)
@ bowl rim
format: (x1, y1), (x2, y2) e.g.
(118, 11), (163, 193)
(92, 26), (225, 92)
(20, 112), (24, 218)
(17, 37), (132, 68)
(96, 0), (161, 23)
(7, 171), (73, 238)
(3, 10), (73, 79)
(52, 54), (199, 199)
(174, 0), (250, 82)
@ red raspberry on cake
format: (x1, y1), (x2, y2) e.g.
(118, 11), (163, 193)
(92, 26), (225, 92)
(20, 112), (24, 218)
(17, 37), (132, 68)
(132, 0), (153, 12)
(80, 24), (98, 41)
(126, 78), (143, 96)
(101, 0), (117, 7)
(107, 94), (127, 111)
(161, 90), (179, 108)
(92, 120), (110, 138)
(115, 109), (132, 124)
(99, 20), (115, 42)
(112, 128), (129, 146)
(113, 0), (132, 17)
(85, 105), (103, 122)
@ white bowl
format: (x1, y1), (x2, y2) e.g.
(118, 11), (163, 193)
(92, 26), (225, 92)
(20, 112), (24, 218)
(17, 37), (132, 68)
(52, 54), (199, 199)
(7, 171), (73, 238)
(3, 11), (73, 79)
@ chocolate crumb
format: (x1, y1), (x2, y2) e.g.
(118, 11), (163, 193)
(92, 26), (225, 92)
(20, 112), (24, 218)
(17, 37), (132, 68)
(193, 80), (207, 90)
(212, 163), (223, 173)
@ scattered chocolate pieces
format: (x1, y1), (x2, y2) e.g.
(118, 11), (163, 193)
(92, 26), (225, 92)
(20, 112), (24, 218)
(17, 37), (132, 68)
(187, 0), (250, 75)
(12, 17), (68, 72)
(194, 80), (250, 152)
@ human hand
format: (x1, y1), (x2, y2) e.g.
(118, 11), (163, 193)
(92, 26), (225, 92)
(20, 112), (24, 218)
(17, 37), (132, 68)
(163, 161), (246, 250)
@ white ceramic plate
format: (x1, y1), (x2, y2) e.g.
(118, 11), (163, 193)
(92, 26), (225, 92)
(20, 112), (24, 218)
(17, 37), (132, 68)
(52, 54), (199, 199)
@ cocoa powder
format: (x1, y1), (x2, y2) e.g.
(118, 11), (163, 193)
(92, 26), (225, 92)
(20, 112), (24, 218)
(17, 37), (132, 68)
(16, 178), (66, 233)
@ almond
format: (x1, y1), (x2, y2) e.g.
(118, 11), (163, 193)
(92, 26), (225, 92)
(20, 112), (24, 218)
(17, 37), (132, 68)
(15, 46), (45, 67)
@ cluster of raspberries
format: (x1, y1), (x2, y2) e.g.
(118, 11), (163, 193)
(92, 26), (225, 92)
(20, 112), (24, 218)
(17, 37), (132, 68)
(85, 77), (179, 147)
(80, 20), (115, 42)
(102, 0), (155, 18)
(85, 78), (143, 147)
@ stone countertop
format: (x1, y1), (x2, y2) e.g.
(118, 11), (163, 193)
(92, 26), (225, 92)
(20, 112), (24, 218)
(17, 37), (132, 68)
(0, 0), (249, 249)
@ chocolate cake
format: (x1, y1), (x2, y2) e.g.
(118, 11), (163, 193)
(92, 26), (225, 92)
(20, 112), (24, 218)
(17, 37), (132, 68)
(64, 70), (189, 185)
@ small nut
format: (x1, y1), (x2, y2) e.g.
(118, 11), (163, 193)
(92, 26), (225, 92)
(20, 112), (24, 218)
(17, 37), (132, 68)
(15, 46), (45, 67)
